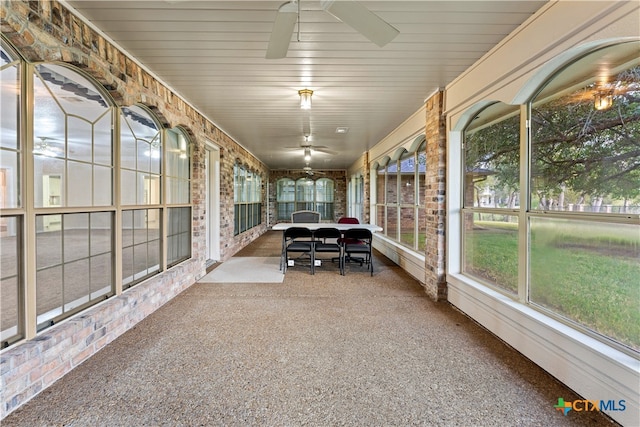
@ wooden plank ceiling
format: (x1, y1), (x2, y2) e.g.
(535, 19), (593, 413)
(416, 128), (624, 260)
(64, 0), (547, 170)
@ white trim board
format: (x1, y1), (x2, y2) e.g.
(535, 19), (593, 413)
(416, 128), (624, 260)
(447, 274), (639, 427)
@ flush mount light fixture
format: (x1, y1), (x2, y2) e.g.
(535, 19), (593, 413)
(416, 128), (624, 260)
(335, 127), (349, 134)
(299, 89), (313, 109)
(594, 90), (614, 110)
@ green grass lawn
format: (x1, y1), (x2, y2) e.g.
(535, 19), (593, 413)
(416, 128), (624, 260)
(465, 221), (640, 351)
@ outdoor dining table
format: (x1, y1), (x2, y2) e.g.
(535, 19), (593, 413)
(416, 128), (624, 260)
(271, 222), (383, 271)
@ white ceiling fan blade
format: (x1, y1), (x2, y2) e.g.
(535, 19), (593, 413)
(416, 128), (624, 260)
(266, 1), (298, 59)
(320, 0), (399, 47)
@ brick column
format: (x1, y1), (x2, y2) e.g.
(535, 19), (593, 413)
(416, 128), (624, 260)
(424, 92), (447, 301)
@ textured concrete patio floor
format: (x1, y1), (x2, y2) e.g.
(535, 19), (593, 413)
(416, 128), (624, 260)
(2, 232), (618, 426)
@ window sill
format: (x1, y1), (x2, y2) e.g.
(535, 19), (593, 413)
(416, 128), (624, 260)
(447, 273), (639, 426)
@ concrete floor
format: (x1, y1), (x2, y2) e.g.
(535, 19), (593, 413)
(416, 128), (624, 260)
(2, 232), (618, 426)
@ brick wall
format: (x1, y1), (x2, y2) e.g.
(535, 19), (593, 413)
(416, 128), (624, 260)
(1, 0), (267, 418)
(423, 93), (447, 300)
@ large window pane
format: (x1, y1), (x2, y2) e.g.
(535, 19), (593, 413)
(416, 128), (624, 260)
(34, 64), (113, 209)
(386, 206), (397, 239)
(36, 212), (114, 329)
(417, 151), (427, 252)
(0, 148), (19, 210)
(1, 45), (21, 209)
(531, 59), (639, 214)
(399, 207), (415, 248)
(400, 156), (415, 204)
(376, 205), (385, 229)
(94, 165), (112, 206)
(417, 206), (427, 253)
(167, 207), (191, 267)
(276, 176), (334, 223)
(36, 266), (62, 328)
(1, 216), (21, 345)
(67, 116), (92, 162)
(94, 114), (112, 166)
(464, 103), (520, 209)
(166, 129), (190, 205)
(122, 209), (161, 287)
(376, 167), (385, 204)
(120, 106), (161, 206)
(386, 162), (398, 204)
(234, 164), (262, 234)
(530, 217), (639, 351)
(276, 178), (294, 221)
(63, 213), (89, 263)
(463, 214), (519, 295)
(296, 178), (314, 202)
(1, 45), (19, 151)
(34, 156), (65, 208)
(67, 162), (92, 207)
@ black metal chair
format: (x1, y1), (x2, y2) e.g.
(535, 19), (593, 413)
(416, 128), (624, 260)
(283, 227), (315, 274)
(335, 217), (364, 265)
(342, 228), (374, 276)
(313, 227), (343, 275)
(291, 210), (321, 223)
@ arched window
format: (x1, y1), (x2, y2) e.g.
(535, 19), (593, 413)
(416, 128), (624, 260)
(459, 40), (640, 352)
(276, 178), (295, 220)
(275, 177), (335, 221)
(374, 139), (427, 252)
(166, 128), (191, 267)
(120, 105), (162, 288)
(462, 102), (520, 295)
(0, 45), (196, 347)
(1, 41), (23, 346)
(348, 173), (364, 221)
(528, 42), (639, 351)
(32, 63), (115, 330)
(315, 178), (334, 220)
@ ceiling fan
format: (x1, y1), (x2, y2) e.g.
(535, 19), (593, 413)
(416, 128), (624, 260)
(293, 162), (325, 176)
(33, 136), (64, 157)
(266, 0), (400, 59)
(285, 143), (337, 156)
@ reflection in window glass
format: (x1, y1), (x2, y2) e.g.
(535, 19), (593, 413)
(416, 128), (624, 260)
(530, 217), (639, 350)
(400, 154), (416, 247)
(417, 152), (427, 252)
(387, 163), (398, 204)
(1, 216), (21, 345)
(400, 156), (415, 204)
(275, 177), (335, 221)
(33, 64), (113, 208)
(458, 42), (640, 352)
(463, 214), (518, 295)
(375, 149), (428, 251)
(464, 104), (520, 209)
(165, 129), (191, 262)
(167, 207), (191, 267)
(120, 106), (161, 206)
(461, 102), (520, 292)
(531, 62), (640, 214)
(276, 178), (295, 220)
(315, 178), (334, 221)
(1, 45), (21, 209)
(0, 45), (19, 151)
(234, 164), (262, 235)
(36, 212), (114, 329)
(122, 209), (161, 288)
(296, 178), (315, 211)
(351, 175), (364, 221)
